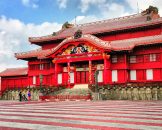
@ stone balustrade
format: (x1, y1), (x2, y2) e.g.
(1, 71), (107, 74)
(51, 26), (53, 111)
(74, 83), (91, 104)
(97, 86), (162, 100)
(1, 86), (162, 101)
(1, 88), (40, 101)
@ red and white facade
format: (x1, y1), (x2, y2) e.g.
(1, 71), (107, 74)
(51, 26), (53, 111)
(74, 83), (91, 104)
(1, 10), (162, 94)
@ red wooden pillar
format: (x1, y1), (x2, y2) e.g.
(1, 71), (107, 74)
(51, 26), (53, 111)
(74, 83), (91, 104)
(89, 60), (92, 84)
(103, 58), (111, 84)
(124, 53), (129, 83)
(55, 63), (58, 86)
(104, 58), (108, 84)
(67, 62), (70, 88)
(103, 53), (110, 84)
(27, 67), (30, 89)
(103, 54), (110, 84)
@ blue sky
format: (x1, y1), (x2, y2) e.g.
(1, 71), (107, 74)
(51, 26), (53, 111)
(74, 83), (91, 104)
(0, 0), (131, 24)
(0, 0), (161, 71)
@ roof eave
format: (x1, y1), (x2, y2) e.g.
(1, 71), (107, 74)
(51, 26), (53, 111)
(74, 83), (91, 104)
(28, 19), (162, 44)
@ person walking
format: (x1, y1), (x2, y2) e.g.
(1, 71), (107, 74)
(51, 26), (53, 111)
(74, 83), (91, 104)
(19, 91), (22, 102)
(22, 92), (28, 101)
(28, 90), (31, 101)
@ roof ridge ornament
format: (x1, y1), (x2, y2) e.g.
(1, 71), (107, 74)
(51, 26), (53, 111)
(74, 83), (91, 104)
(62, 21), (74, 30)
(141, 6), (160, 21)
(74, 29), (82, 39)
(142, 6), (159, 15)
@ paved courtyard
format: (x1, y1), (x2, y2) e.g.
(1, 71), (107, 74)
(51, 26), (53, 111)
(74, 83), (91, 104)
(0, 100), (162, 130)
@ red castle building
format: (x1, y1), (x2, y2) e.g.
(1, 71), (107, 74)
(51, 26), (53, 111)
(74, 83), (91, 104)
(1, 6), (162, 99)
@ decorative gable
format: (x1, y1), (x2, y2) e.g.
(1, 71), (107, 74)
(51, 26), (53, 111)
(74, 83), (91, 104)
(59, 44), (100, 56)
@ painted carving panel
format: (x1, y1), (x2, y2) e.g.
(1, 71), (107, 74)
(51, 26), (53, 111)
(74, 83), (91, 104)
(60, 44), (100, 55)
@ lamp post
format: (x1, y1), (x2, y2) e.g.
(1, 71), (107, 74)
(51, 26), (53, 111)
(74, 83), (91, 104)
(39, 74), (43, 93)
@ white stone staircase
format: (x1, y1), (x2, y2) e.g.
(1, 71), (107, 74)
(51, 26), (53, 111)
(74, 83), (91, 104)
(44, 84), (91, 101)
(73, 84), (88, 89)
(58, 84), (89, 95)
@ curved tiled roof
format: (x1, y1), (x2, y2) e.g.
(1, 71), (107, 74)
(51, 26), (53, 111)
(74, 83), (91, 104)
(0, 68), (28, 77)
(29, 13), (162, 43)
(48, 34), (111, 56)
(15, 48), (51, 59)
(15, 34), (162, 60)
(15, 34), (111, 59)
(110, 35), (162, 51)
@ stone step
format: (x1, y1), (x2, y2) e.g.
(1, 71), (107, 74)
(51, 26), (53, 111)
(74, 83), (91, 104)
(40, 84), (91, 101)
(73, 84), (89, 89)
(51, 84), (90, 96)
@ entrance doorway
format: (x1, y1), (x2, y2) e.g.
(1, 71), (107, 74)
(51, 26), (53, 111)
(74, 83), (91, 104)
(76, 71), (89, 84)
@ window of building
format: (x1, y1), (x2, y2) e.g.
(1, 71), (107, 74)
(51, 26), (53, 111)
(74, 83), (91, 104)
(130, 56), (136, 63)
(70, 72), (74, 83)
(150, 54), (156, 62)
(130, 70), (136, 80)
(112, 55), (117, 63)
(58, 73), (62, 84)
(98, 71), (103, 82)
(112, 70), (117, 82)
(40, 64), (44, 70)
(146, 69), (153, 80)
(33, 76), (36, 84)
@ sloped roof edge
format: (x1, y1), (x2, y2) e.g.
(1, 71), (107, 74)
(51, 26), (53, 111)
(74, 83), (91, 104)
(0, 67), (28, 77)
(15, 34), (162, 60)
(29, 13), (162, 43)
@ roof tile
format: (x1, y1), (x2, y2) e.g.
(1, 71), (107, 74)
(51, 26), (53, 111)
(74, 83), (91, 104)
(15, 34), (162, 59)
(0, 68), (28, 77)
(29, 14), (162, 43)
(15, 48), (52, 59)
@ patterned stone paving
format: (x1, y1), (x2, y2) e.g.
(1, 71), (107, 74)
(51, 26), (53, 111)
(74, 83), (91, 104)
(0, 100), (162, 130)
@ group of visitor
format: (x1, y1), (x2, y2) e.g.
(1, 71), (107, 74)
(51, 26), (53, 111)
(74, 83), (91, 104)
(19, 90), (31, 101)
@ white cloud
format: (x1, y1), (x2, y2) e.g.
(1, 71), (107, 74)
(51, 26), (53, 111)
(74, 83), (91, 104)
(99, 2), (129, 19)
(57, 0), (68, 9)
(71, 15), (99, 25)
(0, 16), (62, 72)
(125, 0), (162, 16)
(79, 0), (162, 21)
(22, 0), (30, 6)
(32, 3), (39, 8)
(79, 0), (106, 13)
(21, 0), (39, 8)
(78, 0), (130, 22)
(75, 0), (130, 24)
(79, 0), (162, 16)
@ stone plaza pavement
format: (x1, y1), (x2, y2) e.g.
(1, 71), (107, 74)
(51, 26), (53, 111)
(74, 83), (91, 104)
(0, 100), (162, 130)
